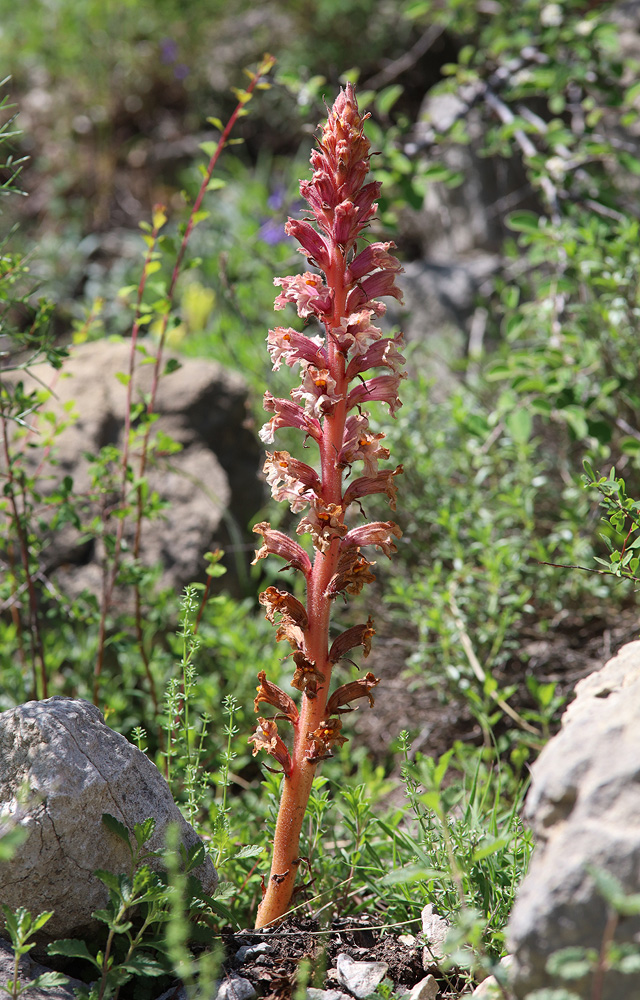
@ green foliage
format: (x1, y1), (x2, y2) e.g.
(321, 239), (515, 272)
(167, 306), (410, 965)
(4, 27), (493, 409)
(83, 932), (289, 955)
(3, 0), (640, 993)
(383, 734), (531, 965)
(46, 814), (225, 1000)
(0, 906), (68, 999)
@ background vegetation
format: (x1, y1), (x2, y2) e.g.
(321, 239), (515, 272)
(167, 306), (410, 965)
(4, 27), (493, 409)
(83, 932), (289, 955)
(2, 1), (640, 997)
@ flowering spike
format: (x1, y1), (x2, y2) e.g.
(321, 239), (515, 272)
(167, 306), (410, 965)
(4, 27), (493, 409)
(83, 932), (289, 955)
(249, 718), (293, 775)
(255, 671), (299, 723)
(252, 84), (405, 929)
(259, 587), (308, 629)
(252, 522), (312, 576)
(341, 521), (403, 558)
(325, 672), (380, 715)
(329, 616), (376, 663)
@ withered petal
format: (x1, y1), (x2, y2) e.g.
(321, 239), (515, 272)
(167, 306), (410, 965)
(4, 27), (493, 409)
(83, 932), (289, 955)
(326, 672), (380, 716)
(329, 616), (376, 663)
(254, 670), (299, 723)
(259, 586), (308, 628)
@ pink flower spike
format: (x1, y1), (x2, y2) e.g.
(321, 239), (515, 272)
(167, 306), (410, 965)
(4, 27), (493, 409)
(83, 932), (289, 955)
(339, 414), (390, 477)
(252, 521), (312, 576)
(348, 242), (402, 281)
(296, 503), (348, 554)
(345, 334), (406, 378)
(285, 219), (331, 271)
(347, 373), (405, 416)
(343, 465), (404, 511)
(357, 269), (404, 305)
(341, 520), (403, 558)
(267, 328), (327, 371)
(332, 310), (382, 356)
(260, 392), (322, 444)
(263, 450), (323, 512)
(291, 364), (343, 420)
(333, 200), (360, 248)
(274, 272), (333, 318)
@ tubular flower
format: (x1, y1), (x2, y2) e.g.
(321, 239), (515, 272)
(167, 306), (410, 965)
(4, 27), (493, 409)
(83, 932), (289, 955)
(339, 415), (390, 476)
(251, 83), (406, 929)
(267, 327), (327, 370)
(341, 521), (403, 558)
(326, 672), (380, 715)
(306, 717), (348, 761)
(263, 451), (323, 512)
(254, 671), (299, 724)
(329, 616), (376, 664)
(249, 718), (293, 776)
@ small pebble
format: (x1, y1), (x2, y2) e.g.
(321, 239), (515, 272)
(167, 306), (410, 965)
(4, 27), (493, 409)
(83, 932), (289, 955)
(307, 990), (352, 1000)
(235, 942), (274, 963)
(398, 934), (417, 948)
(408, 974), (439, 1000)
(421, 904), (450, 967)
(336, 953), (389, 999)
(468, 956), (514, 998)
(215, 977), (257, 1000)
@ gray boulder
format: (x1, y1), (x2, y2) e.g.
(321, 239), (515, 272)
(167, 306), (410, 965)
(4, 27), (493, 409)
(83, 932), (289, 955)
(4, 338), (263, 597)
(507, 640), (640, 999)
(0, 697), (216, 947)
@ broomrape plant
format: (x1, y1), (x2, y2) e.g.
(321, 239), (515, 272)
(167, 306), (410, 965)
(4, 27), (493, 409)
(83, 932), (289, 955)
(249, 84), (405, 927)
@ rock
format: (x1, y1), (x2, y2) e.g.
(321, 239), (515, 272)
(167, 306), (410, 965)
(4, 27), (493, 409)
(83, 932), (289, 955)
(407, 973), (439, 1000)
(154, 988), (188, 1000)
(235, 941), (274, 963)
(421, 904), (450, 968)
(215, 976), (257, 1000)
(336, 953), (388, 998)
(507, 640), (640, 999)
(0, 697), (217, 946)
(0, 939), (86, 999)
(4, 339), (263, 597)
(463, 957), (513, 998)
(306, 991), (352, 1000)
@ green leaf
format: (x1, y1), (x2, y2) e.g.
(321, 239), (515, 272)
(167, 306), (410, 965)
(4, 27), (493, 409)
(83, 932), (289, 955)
(234, 844), (265, 860)
(546, 946), (595, 980)
(376, 84), (403, 116)
(29, 910), (54, 933)
(134, 816), (156, 848)
(380, 862), (441, 886)
(0, 825), (29, 861)
(505, 408), (532, 444)
(471, 836), (510, 861)
(94, 870), (121, 893)
(47, 939), (97, 964)
(31, 971), (71, 989)
(120, 953), (166, 977)
(507, 210), (540, 233)
(102, 813), (131, 848)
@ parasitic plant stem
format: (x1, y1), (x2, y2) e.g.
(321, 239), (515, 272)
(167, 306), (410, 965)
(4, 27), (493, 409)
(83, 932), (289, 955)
(250, 85), (405, 927)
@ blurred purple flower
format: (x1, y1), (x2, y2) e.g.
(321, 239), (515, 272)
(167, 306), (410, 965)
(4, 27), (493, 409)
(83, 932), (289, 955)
(258, 218), (286, 246)
(267, 187), (286, 211)
(160, 38), (178, 63)
(174, 63), (190, 80)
